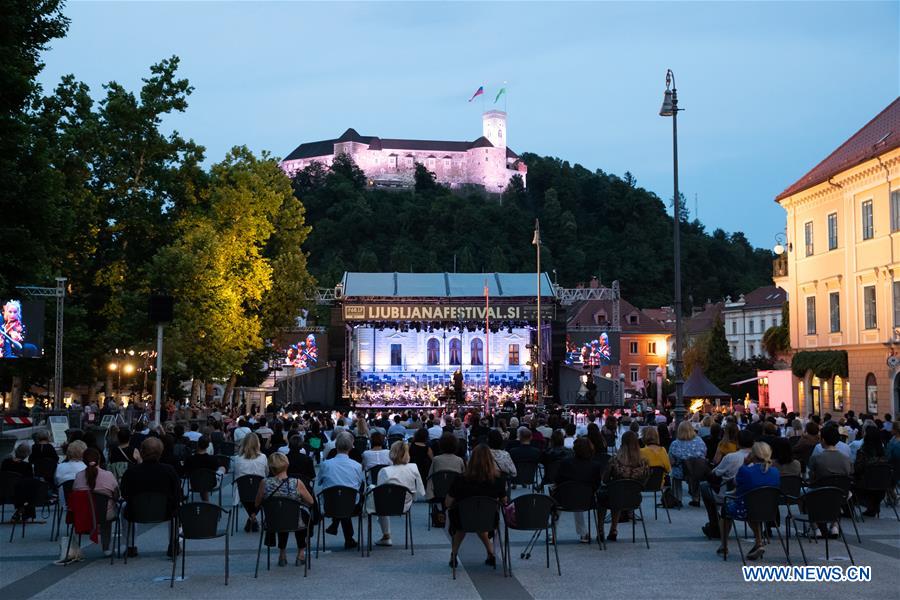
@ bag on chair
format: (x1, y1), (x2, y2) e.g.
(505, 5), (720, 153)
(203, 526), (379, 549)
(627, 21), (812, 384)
(660, 487), (682, 509)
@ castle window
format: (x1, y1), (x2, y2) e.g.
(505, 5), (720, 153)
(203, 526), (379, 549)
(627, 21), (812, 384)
(443, 158), (451, 169)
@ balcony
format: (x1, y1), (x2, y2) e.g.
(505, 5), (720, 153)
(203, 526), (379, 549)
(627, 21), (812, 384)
(772, 254), (788, 279)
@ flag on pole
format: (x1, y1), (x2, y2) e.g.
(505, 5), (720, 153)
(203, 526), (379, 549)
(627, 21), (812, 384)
(494, 87), (506, 103)
(468, 86), (484, 102)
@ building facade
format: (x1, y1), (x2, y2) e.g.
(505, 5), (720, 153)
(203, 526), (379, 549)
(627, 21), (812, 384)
(281, 110), (527, 192)
(723, 286), (787, 360)
(773, 97), (900, 416)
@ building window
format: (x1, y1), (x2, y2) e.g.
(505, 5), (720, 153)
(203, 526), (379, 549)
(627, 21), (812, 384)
(449, 338), (461, 365)
(648, 366), (658, 381)
(863, 285), (876, 329)
(508, 344), (519, 366)
(731, 321), (737, 335)
(804, 221), (814, 256)
(443, 158), (451, 169)
(892, 190), (900, 232)
(731, 345), (737, 356)
(627, 314), (638, 324)
(865, 372), (877, 413)
(426, 338), (440, 366)
(426, 157), (436, 169)
(594, 311), (608, 325)
(829, 291), (840, 333)
(894, 281), (900, 328)
(806, 296), (816, 335)
(470, 338), (484, 366)
(760, 318), (766, 331)
(629, 341), (638, 354)
(749, 319), (755, 334)
(648, 342), (657, 355)
(629, 366), (639, 383)
(390, 344), (402, 367)
(748, 343), (755, 356)
(861, 200), (874, 240)
(827, 212), (838, 250)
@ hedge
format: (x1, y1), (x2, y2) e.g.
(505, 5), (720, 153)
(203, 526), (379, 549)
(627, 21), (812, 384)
(791, 350), (849, 380)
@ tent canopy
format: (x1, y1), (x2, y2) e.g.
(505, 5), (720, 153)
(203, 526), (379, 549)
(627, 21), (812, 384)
(341, 272), (555, 298)
(668, 366), (732, 399)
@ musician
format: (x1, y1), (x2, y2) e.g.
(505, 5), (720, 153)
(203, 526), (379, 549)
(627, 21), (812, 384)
(1, 300), (27, 358)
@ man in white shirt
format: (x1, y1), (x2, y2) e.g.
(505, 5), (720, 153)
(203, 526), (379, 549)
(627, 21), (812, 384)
(254, 417), (273, 441)
(810, 426), (852, 460)
(427, 419), (444, 441)
(232, 419), (251, 444)
(184, 422), (202, 442)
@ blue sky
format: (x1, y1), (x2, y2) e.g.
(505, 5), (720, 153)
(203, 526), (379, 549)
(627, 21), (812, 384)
(39, 1), (899, 248)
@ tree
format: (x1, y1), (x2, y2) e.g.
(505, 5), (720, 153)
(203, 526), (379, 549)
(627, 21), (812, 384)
(762, 302), (790, 358)
(414, 163), (439, 193)
(704, 317), (734, 391)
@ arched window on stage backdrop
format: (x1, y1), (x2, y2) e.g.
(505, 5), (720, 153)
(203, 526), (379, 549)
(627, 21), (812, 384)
(866, 372), (878, 413)
(427, 338), (440, 366)
(449, 338), (461, 365)
(470, 338), (484, 366)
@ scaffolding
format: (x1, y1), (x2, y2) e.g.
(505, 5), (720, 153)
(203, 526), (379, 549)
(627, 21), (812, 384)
(16, 278), (66, 408)
(552, 280), (621, 331)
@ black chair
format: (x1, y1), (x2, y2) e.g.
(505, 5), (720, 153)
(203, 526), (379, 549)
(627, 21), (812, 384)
(855, 463), (899, 521)
(214, 455), (231, 474)
(255, 496), (311, 577)
(510, 461), (540, 492)
(785, 487), (854, 565)
(124, 492), (177, 564)
(10, 478), (56, 542)
(387, 434), (405, 447)
(810, 475), (861, 542)
(683, 457), (711, 501)
(642, 467), (670, 523)
(51, 480), (74, 541)
(719, 486), (789, 565)
(354, 436), (369, 456)
(188, 468), (222, 506)
(451, 496), (506, 580)
(502, 493), (560, 576)
(364, 484), (414, 557)
(0, 471), (22, 523)
(218, 442), (236, 456)
(315, 486), (362, 557)
(779, 475), (803, 507)
(367, 465), (386, 487)
(598, 479), (649, 549)
(539, 460), (562, 491)
(551, 481), (599, 546)
(232, 474), (263, 533)
(31, 456), (58, 485)
(173, 502), (231, 587)
(426, 470), (459, 530)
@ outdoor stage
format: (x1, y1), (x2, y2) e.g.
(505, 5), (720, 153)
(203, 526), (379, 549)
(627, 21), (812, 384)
(331, 272), (557, 407)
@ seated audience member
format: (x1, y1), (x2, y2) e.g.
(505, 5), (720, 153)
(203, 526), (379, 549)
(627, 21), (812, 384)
(316, 431), (364, 549)
(409, 428), (434, 485)
(286, 435), (316, 482)
(488, 429), (517, 479)
(255, 452), (314, 567)
(232, 433), (269, 532)
(699, 430), (754, 539)
(808, 426), (853, 484)
(668, 421), (707, 504)
(554, 437), (606, 543)
(597, 431), (649, 542)
(718, 442), (780, 561)
(361, 432), (391, 474)
(426, 433), (466, 500)
(121, 437), (182, 557)
(2, 443), (37, 521)
(73, 448), (119, 556)
(639, 426), (671, 477)
(371, 441), (425, 547)
(445, 444), (507, 569)
(853, 428), (887, 516)
(508, 427), (542, 464)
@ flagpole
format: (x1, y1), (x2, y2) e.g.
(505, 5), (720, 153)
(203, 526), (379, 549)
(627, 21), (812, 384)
(484, 280), (490, 414)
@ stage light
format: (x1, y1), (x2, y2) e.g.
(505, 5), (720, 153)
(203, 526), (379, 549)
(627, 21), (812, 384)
(123, 363), (135, 375)
(108, 362), (118, 371)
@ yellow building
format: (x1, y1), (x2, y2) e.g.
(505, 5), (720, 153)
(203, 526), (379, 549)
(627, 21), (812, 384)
(773, 97), (900, 417)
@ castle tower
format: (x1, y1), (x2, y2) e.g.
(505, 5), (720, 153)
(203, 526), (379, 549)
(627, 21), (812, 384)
(482, 110), (507, 149)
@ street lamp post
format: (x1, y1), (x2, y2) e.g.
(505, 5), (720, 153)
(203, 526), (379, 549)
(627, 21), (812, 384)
(532, 219), (542, 405)
(659, 69), (686, 424)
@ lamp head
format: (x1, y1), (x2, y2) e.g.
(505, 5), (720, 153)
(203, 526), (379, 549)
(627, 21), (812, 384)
(773, 243), (785, 256)
(659, 89), (675, 117)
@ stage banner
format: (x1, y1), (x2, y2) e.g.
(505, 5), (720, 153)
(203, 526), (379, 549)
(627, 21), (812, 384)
(343, 304), (553, 322)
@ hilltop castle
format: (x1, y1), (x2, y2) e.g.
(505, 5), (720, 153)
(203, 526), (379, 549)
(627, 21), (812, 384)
(280, 110), (527, 191)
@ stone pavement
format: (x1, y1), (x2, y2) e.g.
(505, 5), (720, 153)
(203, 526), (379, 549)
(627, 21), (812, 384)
(0, 483), (897, 600)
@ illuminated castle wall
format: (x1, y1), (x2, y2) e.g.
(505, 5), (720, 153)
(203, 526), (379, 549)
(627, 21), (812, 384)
(281, 111), (527, 192)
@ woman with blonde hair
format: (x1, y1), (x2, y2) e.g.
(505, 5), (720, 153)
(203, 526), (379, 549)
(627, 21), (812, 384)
(370, 441), (425, 547)
(233, 433), (268, 532)
(639, 426), (671, 475)
(667, 420), (707, 505)
(255, 452), (314, 566)
(714, 422), (740, 464)
(718, 442), (780, 560)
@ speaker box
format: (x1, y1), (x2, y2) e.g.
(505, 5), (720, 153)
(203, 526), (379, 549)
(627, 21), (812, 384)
(550, 316), (567, 359)
(148, 295), (174, 323)
(328, 324), (346, 361)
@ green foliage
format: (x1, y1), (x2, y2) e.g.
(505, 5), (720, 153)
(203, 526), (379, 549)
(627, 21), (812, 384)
(296, 154), (774, 310)
(791, 350), (848, 380)
(762, 301), (790, 357)
(704, 317), (734, 390)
